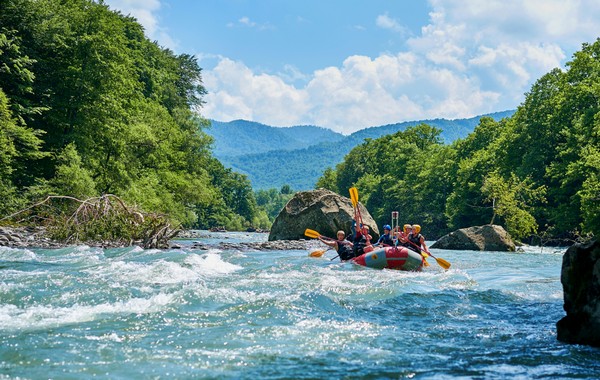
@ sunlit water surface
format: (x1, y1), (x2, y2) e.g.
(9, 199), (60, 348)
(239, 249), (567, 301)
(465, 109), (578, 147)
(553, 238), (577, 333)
(1, 231), (598, 379)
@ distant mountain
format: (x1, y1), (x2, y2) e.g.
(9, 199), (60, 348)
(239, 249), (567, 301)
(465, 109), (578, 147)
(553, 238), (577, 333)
(348, 110), (516, 143)
(205, 110), (515, 190)
(207, 120), (344, 157)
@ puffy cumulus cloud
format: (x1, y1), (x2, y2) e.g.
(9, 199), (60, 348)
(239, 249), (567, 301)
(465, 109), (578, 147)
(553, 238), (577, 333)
(407, 0), (595, 108)
(201, 54), (499, 134)
(202, 58), (311, 127)
(432, 0), (600, 45)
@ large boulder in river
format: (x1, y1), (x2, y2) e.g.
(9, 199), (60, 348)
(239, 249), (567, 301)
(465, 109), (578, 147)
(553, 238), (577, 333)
(431, 224), (515, 251)
(268, 189), (379, 241)
(556, 240), (600, 347)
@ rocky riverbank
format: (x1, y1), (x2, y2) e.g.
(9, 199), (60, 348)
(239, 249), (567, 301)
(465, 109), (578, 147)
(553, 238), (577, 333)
(1, 226), (314, 251)
(0, 226), (65, 249)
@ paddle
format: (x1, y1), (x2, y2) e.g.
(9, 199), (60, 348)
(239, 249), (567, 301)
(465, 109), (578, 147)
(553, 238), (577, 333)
(349, 187), (370, 245)
(427, 251), (451, 270)
(304, 228), (334, 240)
(309, 248), (332, 257)
(400, 232), (451, 270)
(305, 229), (338, 258)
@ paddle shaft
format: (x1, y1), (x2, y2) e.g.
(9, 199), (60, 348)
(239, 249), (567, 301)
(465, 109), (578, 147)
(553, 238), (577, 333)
(398, 231), (450, 269)
(349, 187), (370, 245)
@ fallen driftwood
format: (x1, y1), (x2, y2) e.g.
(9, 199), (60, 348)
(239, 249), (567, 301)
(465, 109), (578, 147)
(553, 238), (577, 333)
(0, 195), (179, 249)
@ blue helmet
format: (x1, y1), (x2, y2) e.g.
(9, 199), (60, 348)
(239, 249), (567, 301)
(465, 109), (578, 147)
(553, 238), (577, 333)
(383, 224), (391, 231)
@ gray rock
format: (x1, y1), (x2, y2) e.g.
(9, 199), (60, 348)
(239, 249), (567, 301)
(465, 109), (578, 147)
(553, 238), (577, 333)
(556, 239), (600, 347)
(431, 224), (515, 251)
(268, 189), (379, 241)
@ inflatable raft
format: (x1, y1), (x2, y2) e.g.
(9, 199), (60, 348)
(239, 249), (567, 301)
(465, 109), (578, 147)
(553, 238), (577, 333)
(352, 246), (424, 271)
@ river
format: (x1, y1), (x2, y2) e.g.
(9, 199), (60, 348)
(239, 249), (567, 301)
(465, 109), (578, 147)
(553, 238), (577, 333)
(1, 231), (598, 379)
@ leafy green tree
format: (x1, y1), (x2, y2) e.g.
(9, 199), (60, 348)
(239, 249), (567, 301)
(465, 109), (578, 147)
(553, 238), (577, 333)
(445, 118), (505, 230)
(481, 171), (546, 239)
(318, 124), (450, 237)
(0, 0), (261, 231)
(49, 143), (97, 199)
(315, 167), (338, 192)
(255, 186), (295, 223)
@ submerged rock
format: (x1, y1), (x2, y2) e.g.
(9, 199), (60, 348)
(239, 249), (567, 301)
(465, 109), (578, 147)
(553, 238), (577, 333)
(556, 239), (600, 347)
(431, 224), (515, 251)
(268, 188), (379, 241)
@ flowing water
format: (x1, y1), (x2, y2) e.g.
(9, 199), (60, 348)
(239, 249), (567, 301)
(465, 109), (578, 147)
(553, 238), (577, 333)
(1, 231), (598, 379)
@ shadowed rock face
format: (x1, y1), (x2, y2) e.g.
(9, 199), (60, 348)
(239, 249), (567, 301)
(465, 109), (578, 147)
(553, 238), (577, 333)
(268, 189), (379, 241)
(430, 224), (515, 251)
(557, 240), (600, 347)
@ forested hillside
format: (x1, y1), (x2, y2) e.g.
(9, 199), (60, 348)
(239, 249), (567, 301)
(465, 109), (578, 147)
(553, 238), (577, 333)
(316, 41), (600, 242)
(211, 111), (514, 190)
(0, 0), (265, 231)
(208, 120), (344, 157)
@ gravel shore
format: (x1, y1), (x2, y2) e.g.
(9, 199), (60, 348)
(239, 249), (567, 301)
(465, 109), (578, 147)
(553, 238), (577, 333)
(0, 226), (316, 251)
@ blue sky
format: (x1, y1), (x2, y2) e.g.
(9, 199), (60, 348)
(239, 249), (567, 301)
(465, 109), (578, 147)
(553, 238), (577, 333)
(105, 0), (600, 134)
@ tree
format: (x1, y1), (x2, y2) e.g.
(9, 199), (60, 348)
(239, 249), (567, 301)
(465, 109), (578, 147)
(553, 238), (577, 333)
(481, 171), (546, 240)
(315, 167), (338, 192)
(0, 0), (260, 231)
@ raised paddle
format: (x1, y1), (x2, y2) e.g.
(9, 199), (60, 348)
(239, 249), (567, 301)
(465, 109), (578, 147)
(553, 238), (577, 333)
(349, 187), (371, 245)
(349, 187), (359, 208)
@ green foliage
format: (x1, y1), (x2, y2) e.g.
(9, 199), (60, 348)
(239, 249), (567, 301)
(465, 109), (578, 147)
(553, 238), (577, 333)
(481, 172), (546, 239)
(0, 87), (46, 215)
(49, 143), (97, 199)
(0, 0), (261, 233)
(319, 124), (451, 237)
(316, 167), (338, 192)
(255, 185), (295, 223)
(317, 40), (600, 240)
(212, 113), (513, 191)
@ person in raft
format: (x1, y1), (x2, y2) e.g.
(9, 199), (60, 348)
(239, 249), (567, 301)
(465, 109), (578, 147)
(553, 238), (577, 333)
(407, 224), (428, 254)
(318, 231), (354, 261)
(395, 224), (412, 248)
(374, 224), (394, 247)
(351, 220), (371, 257)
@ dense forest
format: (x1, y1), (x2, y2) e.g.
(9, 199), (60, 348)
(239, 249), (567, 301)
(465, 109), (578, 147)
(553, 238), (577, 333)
(317, 39), (600, 243)
(0, 0), (270, 231)
(209, 112), (514, 190)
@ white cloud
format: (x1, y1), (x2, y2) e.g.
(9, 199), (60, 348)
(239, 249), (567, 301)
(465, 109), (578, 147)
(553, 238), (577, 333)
(202, 53), (500, 134)
(376, 13), (408, 35)
(104, 0), (177, 50)
(203, 59), (311, 127)
(238, 16), (256, 27)
(106, 0), (600, 134)
(227, 16), (274, 30)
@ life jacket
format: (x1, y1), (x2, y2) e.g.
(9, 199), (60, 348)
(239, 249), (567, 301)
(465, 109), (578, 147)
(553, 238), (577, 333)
(408, 233), (423, 252)
(378, 233), (394, 246)
(336, 239), (353, 261)
(352, 233), (367, 257)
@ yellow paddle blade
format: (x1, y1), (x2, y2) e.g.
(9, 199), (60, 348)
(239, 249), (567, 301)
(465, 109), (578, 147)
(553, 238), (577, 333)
(435, 257), (451, 270)
(309, 249), (326, 257)
(349, 187), (359, 208)
(304, 228), (321, 239)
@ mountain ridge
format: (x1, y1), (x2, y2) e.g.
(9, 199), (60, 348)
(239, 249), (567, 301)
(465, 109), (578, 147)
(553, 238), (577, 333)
(206, 110), (515, 190)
